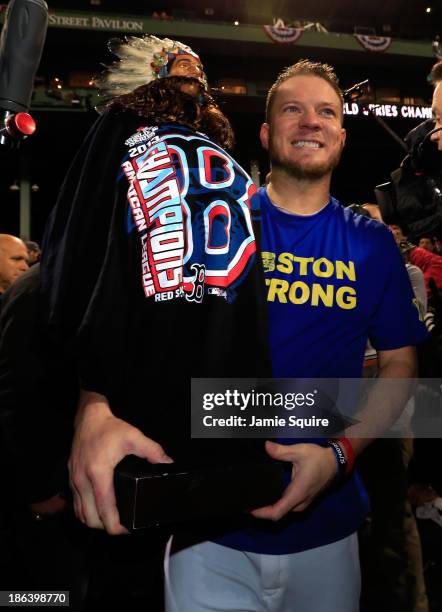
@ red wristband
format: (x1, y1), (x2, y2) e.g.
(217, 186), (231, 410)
(337, 437), (355, 475)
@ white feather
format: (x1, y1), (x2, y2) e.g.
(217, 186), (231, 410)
(96, 35), (201, 101)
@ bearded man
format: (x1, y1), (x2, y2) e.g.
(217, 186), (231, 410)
(40, 35), (270, 535)
(166, 60), (428, 612)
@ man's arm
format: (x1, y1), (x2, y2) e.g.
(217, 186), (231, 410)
(252, 345), (417, 521)
(69, 390), (173, 534)
(347, 345), (416, 455)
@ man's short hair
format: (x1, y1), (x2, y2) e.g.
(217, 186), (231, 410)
(25, 240), (40, 253)
(430, 60), (442, 85)
(265, 59), (343, 122)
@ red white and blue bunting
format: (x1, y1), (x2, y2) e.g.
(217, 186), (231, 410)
(354, 34), (392, 52)
(263, 24), (304, 45)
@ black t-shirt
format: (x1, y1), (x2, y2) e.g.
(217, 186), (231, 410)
(40, 109), (271, 465)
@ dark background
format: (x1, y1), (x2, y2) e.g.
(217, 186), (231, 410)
(0, 0), (439, 241)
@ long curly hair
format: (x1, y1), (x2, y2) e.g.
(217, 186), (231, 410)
(107, 76), (235, 150)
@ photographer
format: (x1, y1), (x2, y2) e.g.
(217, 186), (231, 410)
(385, 62), (442, 242)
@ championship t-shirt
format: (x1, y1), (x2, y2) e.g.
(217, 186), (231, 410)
(41, 112), (272, 471)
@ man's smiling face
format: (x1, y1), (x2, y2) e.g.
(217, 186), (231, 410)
(261, 75), (346, 181)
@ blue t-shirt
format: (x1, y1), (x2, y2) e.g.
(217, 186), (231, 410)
(216, 188), (428, 554)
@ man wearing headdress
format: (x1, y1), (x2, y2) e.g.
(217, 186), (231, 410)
(41, 36), (270, 534)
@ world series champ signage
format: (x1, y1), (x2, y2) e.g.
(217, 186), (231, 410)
(344, 102), (433, 120)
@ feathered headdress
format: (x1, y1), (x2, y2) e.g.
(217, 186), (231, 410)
(96, 35), (207, 103)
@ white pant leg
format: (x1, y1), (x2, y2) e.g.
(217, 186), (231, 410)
(278, 533), (360, 612)
(165, 540), (264, 612)
(165, 534), (360, 612)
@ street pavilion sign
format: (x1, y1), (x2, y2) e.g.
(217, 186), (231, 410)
(47, 12), (144, 32)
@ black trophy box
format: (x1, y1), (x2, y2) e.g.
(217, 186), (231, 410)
(114, 455), (287, 531)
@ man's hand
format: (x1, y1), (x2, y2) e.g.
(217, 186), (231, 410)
(69, 390), (173, 535)
(30, 494), (67, 518)
(408, 483), (438, 507)
(251, 440), (337, 521)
